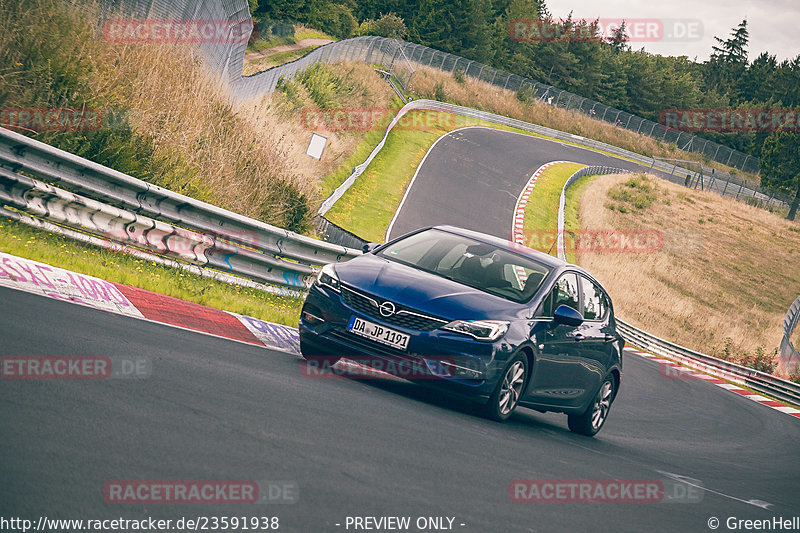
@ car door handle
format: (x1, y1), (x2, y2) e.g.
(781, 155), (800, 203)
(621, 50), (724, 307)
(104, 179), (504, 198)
(604, 334), (616, 342)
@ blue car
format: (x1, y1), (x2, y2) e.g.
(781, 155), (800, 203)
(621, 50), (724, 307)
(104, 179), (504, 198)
(298, 226), (623, 436)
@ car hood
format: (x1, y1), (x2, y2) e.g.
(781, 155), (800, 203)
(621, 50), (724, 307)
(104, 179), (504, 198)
(334, 254), (523, 320)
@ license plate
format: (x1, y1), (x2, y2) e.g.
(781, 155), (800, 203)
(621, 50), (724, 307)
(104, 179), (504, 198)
(348, 316), (410, 351)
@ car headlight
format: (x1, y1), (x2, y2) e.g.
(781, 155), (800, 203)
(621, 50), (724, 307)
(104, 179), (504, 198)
(442, 320), (509, 342)
(316, 263), (340, 292)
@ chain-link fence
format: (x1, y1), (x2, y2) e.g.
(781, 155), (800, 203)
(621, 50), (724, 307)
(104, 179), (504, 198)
(99, 0), (761, 176)
(652, 158), (791, 211)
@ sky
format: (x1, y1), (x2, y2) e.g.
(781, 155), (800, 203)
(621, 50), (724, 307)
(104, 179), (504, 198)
(545, 0), (800, 63)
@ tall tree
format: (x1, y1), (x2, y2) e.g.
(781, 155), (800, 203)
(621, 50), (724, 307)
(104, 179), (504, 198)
(706, 19), (749, 100)
(761, 131), (800, 220)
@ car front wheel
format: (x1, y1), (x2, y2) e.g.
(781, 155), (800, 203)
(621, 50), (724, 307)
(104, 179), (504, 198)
(568, 377), (614, 436)
(483, 354), (528, 422)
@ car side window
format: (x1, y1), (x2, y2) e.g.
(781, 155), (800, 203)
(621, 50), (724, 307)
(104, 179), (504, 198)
(537, 272), (580, 317)
(581, 276), (608, 321)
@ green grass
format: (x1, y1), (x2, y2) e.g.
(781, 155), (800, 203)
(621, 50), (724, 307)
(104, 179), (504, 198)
(243, 46), (324, 76)
(247, 36), (294, 54)
(319, 121), (400, 199)
(295, 27), (336, 41)
(605, 174), (658, 212)
(520, 162), (585, 260)
(0, 218), (303, 326)
(563, 173), (600, 263)
(322, 114), (584, 242)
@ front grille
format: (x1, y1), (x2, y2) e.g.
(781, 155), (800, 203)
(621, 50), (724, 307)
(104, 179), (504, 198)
(340, 285), (448, 332)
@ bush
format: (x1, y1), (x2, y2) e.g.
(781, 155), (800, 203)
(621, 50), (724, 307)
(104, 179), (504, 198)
(607, 174), (658, 210)
(453, 67), (466, 84)
(516, 85), (536, 104)
(356, 13), (407, 40)
(737, 345), (778, 374)
(433, 81), (447, 102)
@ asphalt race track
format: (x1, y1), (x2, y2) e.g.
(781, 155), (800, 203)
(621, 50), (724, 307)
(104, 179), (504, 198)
(388, 127), (682, 241)
(3, 290), (800, 532)
(3, 127), (800, 532)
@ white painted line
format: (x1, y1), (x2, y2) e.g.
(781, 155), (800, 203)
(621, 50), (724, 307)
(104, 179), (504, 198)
(385, 126), (481, 243)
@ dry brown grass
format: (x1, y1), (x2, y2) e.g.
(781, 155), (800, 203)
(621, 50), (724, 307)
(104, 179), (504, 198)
(407, 65), (754, 179)
(103, 42), (314, 222)
(2, 0), (397, 231)
(575, 173), (800, 375)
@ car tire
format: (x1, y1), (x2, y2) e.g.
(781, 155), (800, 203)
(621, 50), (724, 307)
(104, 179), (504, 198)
(299, 338), (341, 366)
(568, 377), (614, 437)
(483, 353), (528, 422)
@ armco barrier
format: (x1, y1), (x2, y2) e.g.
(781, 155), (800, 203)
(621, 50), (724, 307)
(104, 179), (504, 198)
(782, 296), (800, 374)
(0, 127), (360, 290)
(317, 100), (783, 216)
(555, 165), (800, 406)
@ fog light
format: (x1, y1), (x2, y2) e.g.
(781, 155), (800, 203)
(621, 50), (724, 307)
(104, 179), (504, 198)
(302, 308), (324, 325)
(438, 360), (484, 379)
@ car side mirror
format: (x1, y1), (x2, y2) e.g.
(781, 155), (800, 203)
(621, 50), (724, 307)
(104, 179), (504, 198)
(553, 305), (583, 327)
(362, 242), (381, 253)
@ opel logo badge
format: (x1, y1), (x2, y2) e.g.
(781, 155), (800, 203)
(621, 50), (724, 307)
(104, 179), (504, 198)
(379, 301), (396, 317)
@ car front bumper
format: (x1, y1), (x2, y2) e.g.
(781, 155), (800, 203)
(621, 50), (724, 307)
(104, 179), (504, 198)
(298, 283), (516, 400)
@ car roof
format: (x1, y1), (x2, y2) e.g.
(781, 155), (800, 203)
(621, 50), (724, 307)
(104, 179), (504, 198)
(432, 225), (568, 270)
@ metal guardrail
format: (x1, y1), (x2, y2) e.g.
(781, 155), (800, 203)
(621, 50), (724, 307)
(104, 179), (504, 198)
(782, 296), (800, 374)
(556, 165), (628, 260)
(618, 321), (800, 408)
(0, 127), (360, 291)
(315, 216), (369, 250)
(319, 99), (768, 215)
(556, 165), (800, 407)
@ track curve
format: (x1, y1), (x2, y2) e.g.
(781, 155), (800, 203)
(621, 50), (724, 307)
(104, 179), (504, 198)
(388, 126), (681, 241)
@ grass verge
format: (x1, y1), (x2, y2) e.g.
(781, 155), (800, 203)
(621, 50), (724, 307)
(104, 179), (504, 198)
(519, 163), (585, 260)
(243, 46), (325, 76)
(0, 219), (303, 326)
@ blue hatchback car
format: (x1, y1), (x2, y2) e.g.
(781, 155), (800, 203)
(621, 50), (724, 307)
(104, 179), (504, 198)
(298, 226), (623, 436)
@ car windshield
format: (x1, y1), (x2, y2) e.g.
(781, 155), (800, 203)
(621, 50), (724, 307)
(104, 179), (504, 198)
(377, 229), (551, 303)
